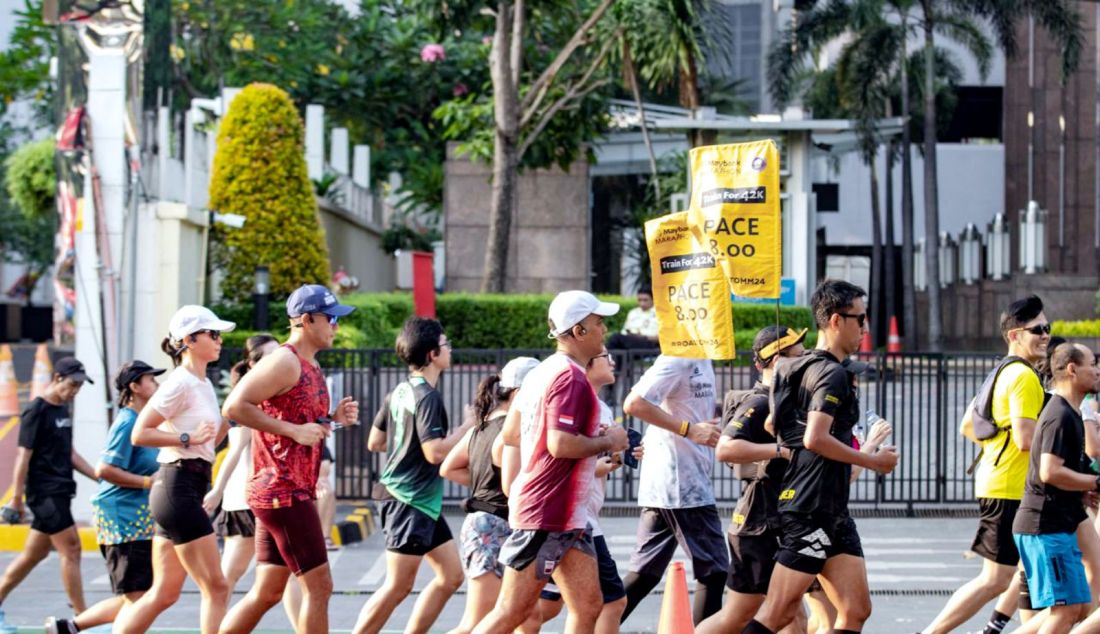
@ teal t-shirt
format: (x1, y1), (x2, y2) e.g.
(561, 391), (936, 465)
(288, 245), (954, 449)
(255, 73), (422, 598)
(91, 407), (161, 545)
(372, 377), (449, 519)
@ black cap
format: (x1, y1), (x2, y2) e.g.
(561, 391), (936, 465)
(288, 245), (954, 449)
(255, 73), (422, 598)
(55, 357), (93, 384)
(114, 360), (166, 391)
(752, 326), (809, 363)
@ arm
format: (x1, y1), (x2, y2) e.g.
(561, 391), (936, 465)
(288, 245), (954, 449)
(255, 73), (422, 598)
(1040, 453), (1099, 491)
(716, 436), (787, 464)
(71, 450), (96, 480)
(95, 463), (149, 489)
(223, 350), (326, 445)
(546, 428), (622, 460)
(1086, 419), (1100, 461)
(418, 395), (476, 465)
(440, 428), (473, 486)
(849, 420), (893, 482)
(132, 406), (204, 448)
(959, 409), (979, 444)
(501, 445), (520, 497)
(367, 426), (387, 453)
(624, 392), (719, 446)
(501, 406), (521, 448)
(1010, 417), (1037, 452)
(421, 422), (475, 465)
(9, 448), (31, 512)
(204, 430), (250, 511)
(804, 411), (897, 473)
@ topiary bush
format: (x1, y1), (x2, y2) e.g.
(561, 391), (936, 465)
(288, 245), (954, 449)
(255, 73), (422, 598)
(209, 83), (331, 304)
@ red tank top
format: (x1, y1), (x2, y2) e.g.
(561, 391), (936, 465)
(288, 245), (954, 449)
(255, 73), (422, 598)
(248, 344), (330, 509)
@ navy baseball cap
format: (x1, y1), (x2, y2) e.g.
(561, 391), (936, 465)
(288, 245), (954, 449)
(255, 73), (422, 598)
(286, 284), (356, 318)
(55, 357), (94, 384)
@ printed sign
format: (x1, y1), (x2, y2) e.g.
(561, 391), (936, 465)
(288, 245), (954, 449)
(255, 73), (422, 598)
(645, 211), (735, 359)
(687, 140), (782, 299)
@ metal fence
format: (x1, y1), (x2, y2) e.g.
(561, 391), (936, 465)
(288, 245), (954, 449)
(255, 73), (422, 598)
(211, 348), (1003, 508)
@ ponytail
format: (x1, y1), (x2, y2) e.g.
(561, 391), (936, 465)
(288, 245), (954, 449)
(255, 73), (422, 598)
(474, 374), (501, 424)
(161, 336), (186, 367)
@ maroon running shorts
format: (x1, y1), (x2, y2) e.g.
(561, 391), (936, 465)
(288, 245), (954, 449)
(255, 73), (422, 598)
(253, 499), (328, 575)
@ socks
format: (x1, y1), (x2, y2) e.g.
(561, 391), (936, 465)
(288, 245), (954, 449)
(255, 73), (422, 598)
(742, 620), (776, 634)
(982, 609), (1012, 634)
(619, 571), (662, 623)
(692, 572), (727, 624)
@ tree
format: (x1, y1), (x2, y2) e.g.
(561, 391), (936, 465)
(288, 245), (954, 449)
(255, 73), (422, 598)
(208, 83), (331, 303)
(1, 138), (57, 301)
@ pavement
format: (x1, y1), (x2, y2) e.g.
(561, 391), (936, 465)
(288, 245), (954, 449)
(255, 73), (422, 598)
(0, 513), (1002, 633)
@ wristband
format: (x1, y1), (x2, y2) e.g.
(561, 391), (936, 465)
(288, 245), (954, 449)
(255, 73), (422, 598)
(679, 421), (690, 437)
(143, 476), (152, 489)
(776, 443), (782, 458)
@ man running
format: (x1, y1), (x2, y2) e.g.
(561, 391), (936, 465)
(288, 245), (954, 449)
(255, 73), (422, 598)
(220, 284), (358, 634)
(922, 295), (1050, 634)
(0, 357), (95, 633)
(619, 351), (725, 624)
(1011, 343), (1099, 634)
(355, 316), (474, 634)
(742, 279), (898, 634)
(473, 290), (629, 634)
(697, 325), (806, 634)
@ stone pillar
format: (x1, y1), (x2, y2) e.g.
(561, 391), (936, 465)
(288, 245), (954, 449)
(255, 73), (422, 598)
(305, 105), (325, 180)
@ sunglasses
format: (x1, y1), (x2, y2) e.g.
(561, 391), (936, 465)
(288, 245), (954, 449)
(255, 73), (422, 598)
(838, 313), (867, 328)
(1013, 323), (1052, 336)
(198, 329), (221, 340)
(293, 314), (339, 328)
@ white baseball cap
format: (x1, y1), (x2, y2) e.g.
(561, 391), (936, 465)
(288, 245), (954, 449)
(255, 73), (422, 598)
(168, 305), (237, 341)
(500, 357), (540, 389)
(547, 290), (620, 338)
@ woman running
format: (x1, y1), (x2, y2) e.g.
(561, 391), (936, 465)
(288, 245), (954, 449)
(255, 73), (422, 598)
(440, 356), (540, 634)
(115, 305), (235, 634)
(203, 334), (279, 591)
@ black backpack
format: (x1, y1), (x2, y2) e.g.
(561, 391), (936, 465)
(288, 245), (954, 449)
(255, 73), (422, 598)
(722, 387), (765, 480)
(969, 356), (1042, 440)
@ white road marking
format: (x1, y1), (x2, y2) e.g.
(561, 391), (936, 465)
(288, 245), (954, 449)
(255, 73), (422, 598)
(357, 554), (387, 588)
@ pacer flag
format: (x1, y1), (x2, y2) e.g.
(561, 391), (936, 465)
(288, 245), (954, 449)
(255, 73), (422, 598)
(687, 140), (782, 299)
(645, 211), (735, 359)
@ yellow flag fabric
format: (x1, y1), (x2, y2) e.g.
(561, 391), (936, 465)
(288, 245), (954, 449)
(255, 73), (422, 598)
(645, 211), (735, 359)
(687, 140), (782, 299)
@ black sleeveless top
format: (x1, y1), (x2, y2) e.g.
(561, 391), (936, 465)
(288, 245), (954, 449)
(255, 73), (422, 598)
(466, 413), (509, 518)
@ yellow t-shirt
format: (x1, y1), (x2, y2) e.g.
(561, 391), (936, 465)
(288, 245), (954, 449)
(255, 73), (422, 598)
(974, 362), (1045, 499)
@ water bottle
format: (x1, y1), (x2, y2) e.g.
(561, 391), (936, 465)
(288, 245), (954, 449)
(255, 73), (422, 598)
(0, 505), (21, 524)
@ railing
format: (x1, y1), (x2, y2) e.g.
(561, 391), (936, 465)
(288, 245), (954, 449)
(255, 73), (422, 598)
(210, 349), (1002, 507)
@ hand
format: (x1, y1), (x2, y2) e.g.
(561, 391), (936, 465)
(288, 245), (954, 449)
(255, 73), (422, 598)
(866, 420), (893, 448)
(202, 489), (222, 515)
(1086, 491), (1100, 510)
(603, 425), (630, 453)
(595, 455), (620, 477)
(292, 422), (330, 447)
(632, 443), (645, 462)
(191, 421), (217, 446)
(687, 420), (721, 448)
(332, 397), (360, 427)
(779, 446), (792, 461)
(869, 445), (899, 475)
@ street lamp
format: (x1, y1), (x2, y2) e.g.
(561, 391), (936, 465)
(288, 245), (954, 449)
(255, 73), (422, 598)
(938, 232), (957, 288)
(986, 213), (1010, 280)
(1019, 201), (1047, 274)
(958, 224), (982, 285)
(253, 265), (270, 331)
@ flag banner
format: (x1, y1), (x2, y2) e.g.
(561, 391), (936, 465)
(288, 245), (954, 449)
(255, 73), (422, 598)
(687, 139), (782, 299)
(645, 211), (735, 359)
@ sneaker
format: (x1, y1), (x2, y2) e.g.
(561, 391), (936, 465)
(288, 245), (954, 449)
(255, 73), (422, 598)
(45, 616), (79, 634)
(0, 607), (16, 634)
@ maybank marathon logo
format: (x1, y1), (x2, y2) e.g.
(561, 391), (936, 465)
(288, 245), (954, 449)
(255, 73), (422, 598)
(700, 187), (766, 207)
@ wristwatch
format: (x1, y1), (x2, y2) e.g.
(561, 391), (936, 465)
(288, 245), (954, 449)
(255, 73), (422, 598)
(180, 432), (191, 449)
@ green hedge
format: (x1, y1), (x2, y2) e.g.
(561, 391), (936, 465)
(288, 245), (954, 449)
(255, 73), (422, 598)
(1053, 319), (1100, 337)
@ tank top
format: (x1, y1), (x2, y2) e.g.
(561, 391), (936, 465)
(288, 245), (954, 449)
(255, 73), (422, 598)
(222, 425), (252, 512)
(248, 344), (330, 509)
(466, 412), (508, 518)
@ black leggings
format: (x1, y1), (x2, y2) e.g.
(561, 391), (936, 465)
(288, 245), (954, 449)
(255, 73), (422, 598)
(150, 460), (214, 545)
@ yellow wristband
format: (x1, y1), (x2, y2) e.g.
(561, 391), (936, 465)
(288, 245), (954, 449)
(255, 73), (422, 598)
(679, 421), (690, 437)
(143, 476), (151, 489)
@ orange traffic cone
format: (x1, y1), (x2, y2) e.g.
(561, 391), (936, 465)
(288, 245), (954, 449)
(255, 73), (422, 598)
(29, 344), (52, 401)
(887, 316), (903, 354)
(0, 345), (18, 417)
(657, 561), (694, 634)
(859, 328), (873, 353)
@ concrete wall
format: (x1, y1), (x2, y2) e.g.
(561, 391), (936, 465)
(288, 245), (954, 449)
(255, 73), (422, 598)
(317, 200), (394, 293)
(444, 143), (590, 293)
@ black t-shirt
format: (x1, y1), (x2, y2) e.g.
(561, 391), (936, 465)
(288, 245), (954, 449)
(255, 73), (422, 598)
(18, 397), (76, 500)
(372, 377), (449, 518)
(1013, 394), (1090, 535)
(722, 382), (788, 534)
(774, 350), (859, 515)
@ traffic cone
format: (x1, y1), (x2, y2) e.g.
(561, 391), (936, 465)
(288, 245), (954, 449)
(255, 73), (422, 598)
(657, 561), (694, 634)
(0, 345), (18, 417)
(887, 316), (903, 354)
(860, 328), (873, 353)
(29, 344), (52, 401)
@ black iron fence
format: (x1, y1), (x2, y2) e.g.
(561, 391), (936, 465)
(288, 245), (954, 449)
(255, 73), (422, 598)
(211, 349), (1002, 508)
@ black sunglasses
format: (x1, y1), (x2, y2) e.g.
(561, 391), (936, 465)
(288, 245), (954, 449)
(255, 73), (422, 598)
(198, 329), (221, 340)
(838, 313), (867, 328)
(1014, 323), (1052, 336)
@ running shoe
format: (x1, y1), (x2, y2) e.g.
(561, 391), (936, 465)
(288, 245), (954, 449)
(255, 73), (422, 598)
(45, 615), (79, 634)
(0, 607), (15, 634)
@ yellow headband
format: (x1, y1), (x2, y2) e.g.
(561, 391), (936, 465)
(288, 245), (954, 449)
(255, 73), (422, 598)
(758, 328), (808, 361)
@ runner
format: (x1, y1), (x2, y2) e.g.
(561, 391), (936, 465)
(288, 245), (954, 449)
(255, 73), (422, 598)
(354, 316), (474, 634)
(922, 295), (1050, 634)
(440, 356), (540, 634)
(203, 334), (279, 591)
(0, 357), (95, 634)
(1010, 343), (1100, 634)
(696, 325), (806, 634)
(619, 351), (725, 624)
(218, 285), (358, 634)
(472, 290), (629, 634)
(115, 306), (235, 634)
(45, 361), (166, 634)
(741, 279), (899, 634)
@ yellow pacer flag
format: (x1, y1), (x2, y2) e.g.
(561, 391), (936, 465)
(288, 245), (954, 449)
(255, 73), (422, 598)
(645, 211), (735, 359)
(687, 140), (782, 299)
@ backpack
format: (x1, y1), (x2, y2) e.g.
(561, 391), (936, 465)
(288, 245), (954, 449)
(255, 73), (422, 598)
(722, 387), (766, 481)
(964, 355), (1046, 474)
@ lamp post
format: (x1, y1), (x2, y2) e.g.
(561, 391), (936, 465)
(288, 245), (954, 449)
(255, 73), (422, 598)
(253, 265), (270, 331)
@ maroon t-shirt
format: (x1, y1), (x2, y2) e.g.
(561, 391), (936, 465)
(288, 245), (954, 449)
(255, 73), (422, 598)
(249, 344), (330, 510)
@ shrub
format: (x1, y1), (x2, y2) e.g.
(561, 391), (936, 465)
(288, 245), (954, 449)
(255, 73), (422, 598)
(208, 83), (330, 304)
(1053, 319), (1100, 338)
(4, 137), (55, 218)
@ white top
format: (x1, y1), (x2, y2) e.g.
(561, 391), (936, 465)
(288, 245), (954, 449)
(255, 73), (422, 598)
(222, 426), (252, 511)
(622, 306), (659, 338)
(586, 401), (614, 537)
(149, 367), (222, 464)
(1082, 394), (1097, 423)
(632, 355), (717, 509)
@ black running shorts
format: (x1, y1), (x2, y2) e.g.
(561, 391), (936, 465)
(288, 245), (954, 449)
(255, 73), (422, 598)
(27, 495), (75, 535)
(150, 460), (214, 545)
(726, 531), (779, 594)
(775, 511), (863, 575)
(971, 497), (1021, 566)
(100, 540), (153, 595)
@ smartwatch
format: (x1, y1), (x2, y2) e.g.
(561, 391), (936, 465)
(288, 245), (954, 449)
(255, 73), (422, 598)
(180, 432), (191, 449)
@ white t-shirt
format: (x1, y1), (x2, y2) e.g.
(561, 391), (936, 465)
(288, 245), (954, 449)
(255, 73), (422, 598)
(1082, 394), (1097, 423)
(149, 366), (222, 464)
(586, 401), (614, 537)
(222, 425), (252, 511)
(632, 355), (717, 509)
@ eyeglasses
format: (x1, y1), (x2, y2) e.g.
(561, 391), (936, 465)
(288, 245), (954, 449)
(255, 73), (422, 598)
(1013, 323), (1052, 336)
(440, 341), (453, 350)
(838, 313), (867, 328)
(199, 329), (221, 340)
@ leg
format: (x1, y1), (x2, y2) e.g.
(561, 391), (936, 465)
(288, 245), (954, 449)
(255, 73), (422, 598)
(922, 558), (1016, 634)
(405, 540), (465, 634)
(49, 527), (86, 613)
(71, 596), (125, 629)
(667, 507), (729, 624)
(597, 597), (627, 634)
(554, 547), (603, 634)
(696, 590), (765, 634)
(352, 551), (422, 634)
(804, 588), (836, 634)
(1078, 521), (1100, 614)
(114, 538), (187, 634)
(282, 578), (302, 629)
(176, 534), (231, 634)
(295, 563), (333, 634)
(447, 573), (501, 634)
(0, 529), (51, 602)
(1040, 605), (1081, 634)
(221, 536), (256, 592)
(751, 563), (817, 632)
(817, 554), (872, 632)
(218, 563), (291, 634)
(471, 565), (548, 634)
(318, 487), (336, 546)
(620, 509), (678, 622)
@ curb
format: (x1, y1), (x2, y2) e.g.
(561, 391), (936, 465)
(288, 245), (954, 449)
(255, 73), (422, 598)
(332, 502), (376, 546)
(0, 525), (98, 551)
